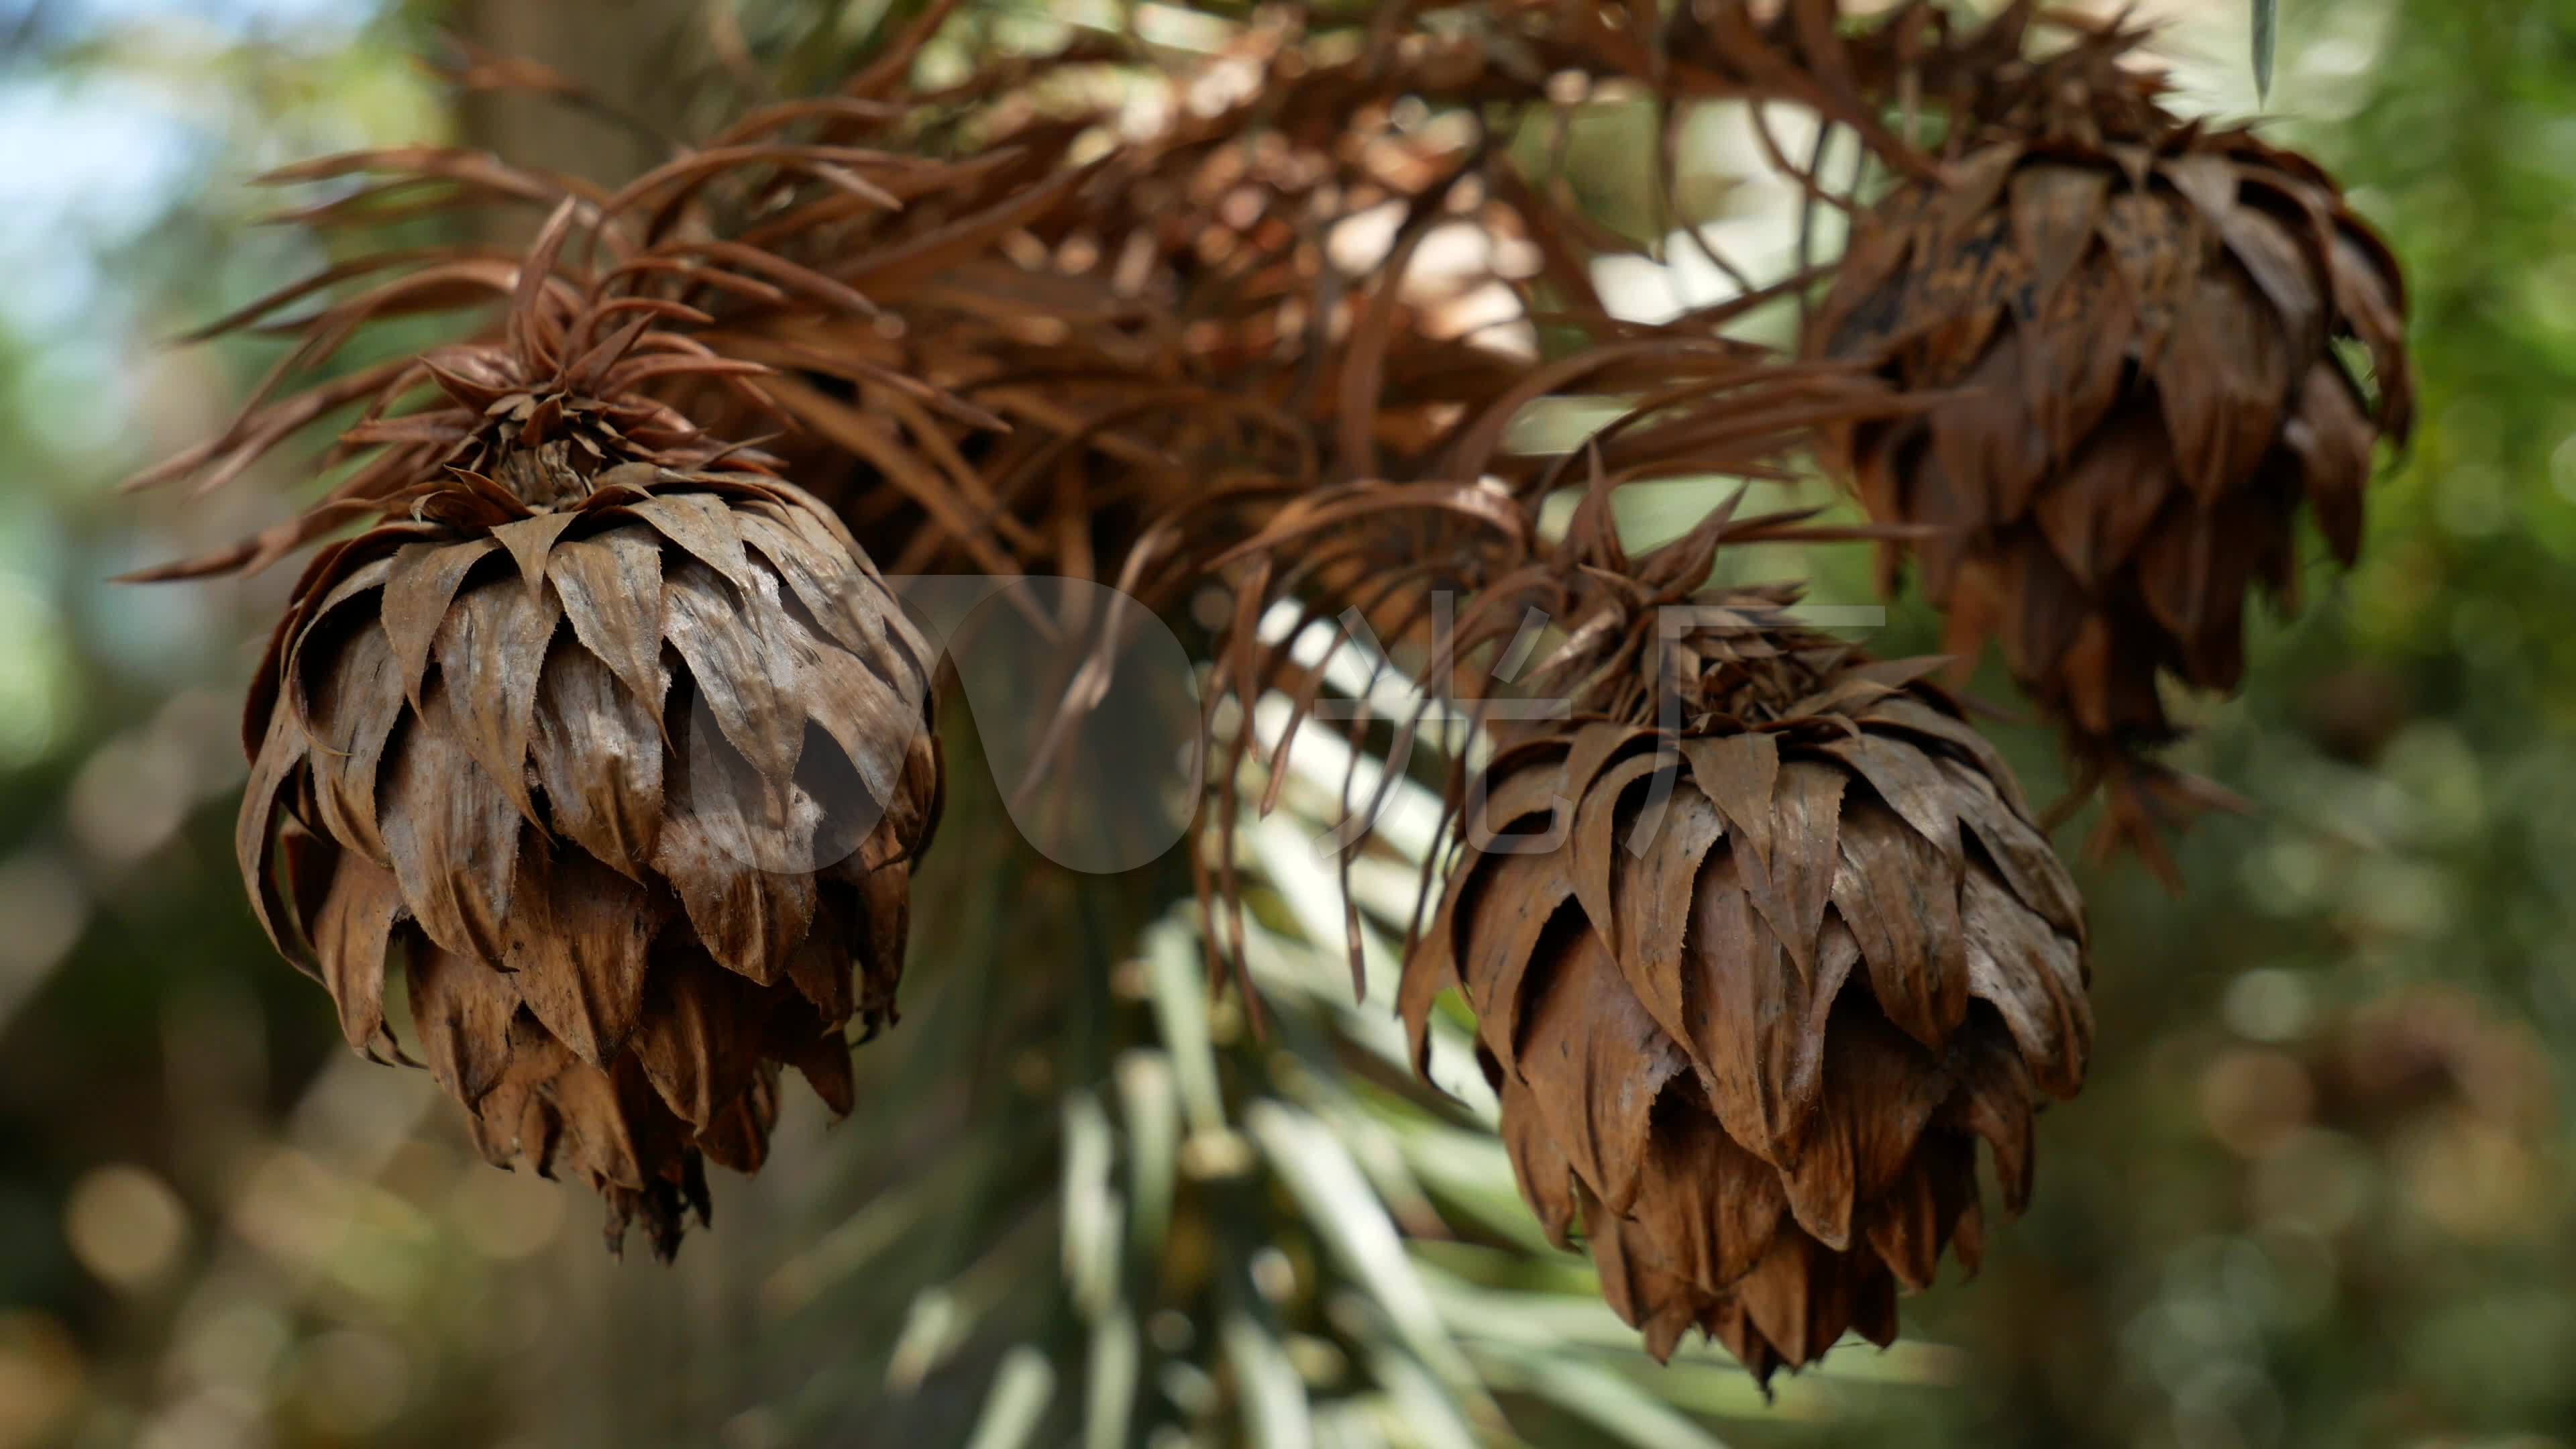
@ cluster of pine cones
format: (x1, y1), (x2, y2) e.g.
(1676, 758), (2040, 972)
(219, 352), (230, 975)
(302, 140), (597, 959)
(132, 0), (2408, 1386)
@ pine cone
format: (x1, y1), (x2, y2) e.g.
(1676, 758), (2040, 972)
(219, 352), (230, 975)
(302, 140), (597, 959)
(1811, 28), (2412, 861)
(218, 217), (941, 1258)
(1400, 600), (2089, 1383)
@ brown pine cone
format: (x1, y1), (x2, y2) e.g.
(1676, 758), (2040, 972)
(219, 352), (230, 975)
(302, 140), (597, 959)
(199, 211), (943, 1258)
(1810, 13), (2412, 864)
(1402, 599), (2088, 1383)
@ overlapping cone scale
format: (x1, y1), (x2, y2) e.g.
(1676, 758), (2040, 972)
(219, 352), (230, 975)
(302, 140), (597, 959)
(1401, 613), (2090, 1383)
(1812, 109), (2412, 806)
(239, 457), (941, 1258)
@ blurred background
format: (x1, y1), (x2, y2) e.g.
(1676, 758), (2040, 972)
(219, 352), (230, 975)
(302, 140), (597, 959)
(0, 0), (2571, 1446)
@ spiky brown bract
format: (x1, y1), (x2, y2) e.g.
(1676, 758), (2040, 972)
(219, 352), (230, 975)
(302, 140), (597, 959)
(1809, 5), (2414, 868)
(683, 7), (1602, 591)
(670, 0), (1976, 596)
(1391, 572), (2090, 1384)
(223, 222), (941, 1259)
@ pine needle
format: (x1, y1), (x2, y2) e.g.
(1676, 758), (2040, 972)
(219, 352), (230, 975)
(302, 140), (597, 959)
(2254, 0), (2278, 103)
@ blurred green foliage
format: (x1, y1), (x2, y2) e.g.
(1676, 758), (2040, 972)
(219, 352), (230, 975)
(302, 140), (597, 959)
(0, 1), (2571, 1446)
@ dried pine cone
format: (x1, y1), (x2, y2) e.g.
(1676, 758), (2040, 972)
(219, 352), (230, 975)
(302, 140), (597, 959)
(1811, 16), (2412, 864)
(209, 215), (941, 1258)
(1400, 594), (2089, 1383)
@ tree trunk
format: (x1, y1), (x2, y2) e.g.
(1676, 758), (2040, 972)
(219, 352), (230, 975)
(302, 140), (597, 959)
(454, 0), (701, 200)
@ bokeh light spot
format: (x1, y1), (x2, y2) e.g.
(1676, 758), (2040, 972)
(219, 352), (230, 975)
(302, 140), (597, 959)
(63, 1165), (189, 1292)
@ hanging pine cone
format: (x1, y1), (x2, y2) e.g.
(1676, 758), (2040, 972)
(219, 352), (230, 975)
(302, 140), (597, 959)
(1809, 13), (2412, 865)
(1399, 590), (2089, 1383)
(184, 211), (942, 1258)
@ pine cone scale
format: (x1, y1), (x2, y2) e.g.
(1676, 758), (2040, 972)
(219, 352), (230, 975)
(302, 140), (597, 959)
(313, 855), (400, 1057)
(491, 511), (580, 593)
(432, 572), (563, 828)
(1454, 849), (1576, 1076)
(1605, 778), (1721, 1058)
(528, 641), (664, 881)
(631, 959), (757, 1130)
(1759, 761), (1847, 975)
(649, 782), (821, 985)
(380, 690), (523, 964)
(308, 621), (404, 867)
(1634, 1108), (1788, 1293)
(1518, 928), (1683, 1217)
(1566, 751), (1657, 958)
(547, 531), (672, 716)
(407, 942), (519, 1110)
(501, 845), (657, 1068)
(663, 559), (806, 784)
(1834, 799), (1966, 1049)
(1680, 848), (1809, 1167)
(382, 537), (498, 709)
(1962, 871), (2091, 1095)
(1677, 733), (1778, 867)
